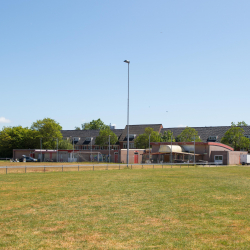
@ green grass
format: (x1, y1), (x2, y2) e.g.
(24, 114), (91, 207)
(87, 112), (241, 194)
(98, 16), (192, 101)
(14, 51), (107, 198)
(1, 167), (250, 249)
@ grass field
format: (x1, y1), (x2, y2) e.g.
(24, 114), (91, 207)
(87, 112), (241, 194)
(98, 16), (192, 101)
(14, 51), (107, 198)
(1, 167), (250, 249)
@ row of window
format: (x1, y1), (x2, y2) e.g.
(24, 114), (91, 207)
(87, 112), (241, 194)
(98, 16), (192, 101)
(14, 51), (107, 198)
(123, 143), (135, 149)
(75, 145), (119, 150)
(75, 143), (135, 150)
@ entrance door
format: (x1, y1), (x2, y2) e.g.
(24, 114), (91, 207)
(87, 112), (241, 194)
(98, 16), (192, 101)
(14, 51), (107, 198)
(164, 155), (170, 162)
(114, 152), (118, 163)
(134, 152), (138, 164)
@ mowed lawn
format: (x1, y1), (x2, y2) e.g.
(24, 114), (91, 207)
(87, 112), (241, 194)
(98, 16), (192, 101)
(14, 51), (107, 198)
(1, 167), (250, 249)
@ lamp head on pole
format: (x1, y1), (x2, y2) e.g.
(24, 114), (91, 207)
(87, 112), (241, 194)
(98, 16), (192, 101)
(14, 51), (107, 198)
(124, 60), (130, 64)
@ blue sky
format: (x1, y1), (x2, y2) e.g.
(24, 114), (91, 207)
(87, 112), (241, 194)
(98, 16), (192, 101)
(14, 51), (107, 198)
(1, 0), (249, 130)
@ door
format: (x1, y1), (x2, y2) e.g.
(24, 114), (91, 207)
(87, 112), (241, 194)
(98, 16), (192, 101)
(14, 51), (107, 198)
(134, 152), (138, 164)
(164, 155), (170, 162)
(114, 152), (118, 163)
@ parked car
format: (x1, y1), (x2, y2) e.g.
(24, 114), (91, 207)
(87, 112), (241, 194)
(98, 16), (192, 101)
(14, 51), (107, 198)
(19, 156), (38, 162)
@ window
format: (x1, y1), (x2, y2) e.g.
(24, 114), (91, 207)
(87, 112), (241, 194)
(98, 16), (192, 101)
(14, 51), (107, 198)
(214, 155), (223, 164)
(215, 155), (223, 161)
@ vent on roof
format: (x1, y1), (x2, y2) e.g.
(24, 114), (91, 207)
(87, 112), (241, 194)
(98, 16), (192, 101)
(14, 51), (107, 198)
(208, 136), (218, 141)
(85, 137), (93, 141)
(123, 134), (136, 142)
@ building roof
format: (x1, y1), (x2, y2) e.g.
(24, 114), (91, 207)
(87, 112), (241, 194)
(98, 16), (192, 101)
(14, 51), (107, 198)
(161, 126), (250, 143)
(61, 125), (250, 146)
(61, 129), (123, 145)
(151, 141), (234, 151)
(119, 124), (163, 142)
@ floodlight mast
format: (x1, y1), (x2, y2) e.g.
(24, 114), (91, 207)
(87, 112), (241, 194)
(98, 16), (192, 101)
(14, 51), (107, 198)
(124, 60), (130, 167)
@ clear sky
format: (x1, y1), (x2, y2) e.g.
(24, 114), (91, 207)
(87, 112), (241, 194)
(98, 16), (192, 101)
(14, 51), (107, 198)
(1, 0), (249, 130)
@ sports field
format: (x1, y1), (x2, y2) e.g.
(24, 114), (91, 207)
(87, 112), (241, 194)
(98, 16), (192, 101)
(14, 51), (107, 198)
(1, 166), (250, 249)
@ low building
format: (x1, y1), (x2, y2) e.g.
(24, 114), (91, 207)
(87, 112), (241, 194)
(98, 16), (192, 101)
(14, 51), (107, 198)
(147, 142), (248, 165)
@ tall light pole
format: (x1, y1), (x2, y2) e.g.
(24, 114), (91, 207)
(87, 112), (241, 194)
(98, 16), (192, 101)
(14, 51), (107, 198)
(124, 60), (130, 167)
(170, 134), (172, 164)
(91, 137), (93, 162)
(73, 137), (74, 162)
(57, 138), (58, 162)
(40, 138), (42, 162)
(194, 135), (196, 164)
(149, 134), (151, 163)
(109, 135), (111, 163)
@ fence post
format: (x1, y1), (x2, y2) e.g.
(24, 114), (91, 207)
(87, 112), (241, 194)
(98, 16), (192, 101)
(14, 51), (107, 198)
(78, 165), (79, 171)
(119, 164), (120, 170)
(6, 167), (7, 174)
(93, 165), (94, 171)
(25, 166), (26, 173)
(44, 166), (45, 172)
(62, 165), (63, 172)
(107, 164), (108, 170)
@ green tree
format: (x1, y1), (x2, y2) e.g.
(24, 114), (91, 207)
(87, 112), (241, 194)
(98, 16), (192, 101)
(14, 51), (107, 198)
(75, 126), (81, 130)
(95, 127), (118, 146)
(31, 118), (63, 149)
(134, 127), (161, 149)
(221, 126), (250, 150)
(231, 121), (248, 127)
(58, 139), (74, 150)
(161, 130), (175, 142)
(0, 126), (39, 157)
(81, 119), (109, 130)
(176, 127), (202, 142)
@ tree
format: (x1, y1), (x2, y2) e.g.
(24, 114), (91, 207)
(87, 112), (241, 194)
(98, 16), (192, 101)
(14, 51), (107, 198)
(81, 118), (109, 130)
(75, 126), (81, 130)
(58, 139), (73, 150)
(161, 130), (175, 142)
(95, 127), (118, 146)
(134, 127), (161, 149)
(0, 126), (39, 157)
(31, 118), (63, 149)
(231, 121), (248, 127)
(221, 126), (250, 150)
(176, 127), (202, 142)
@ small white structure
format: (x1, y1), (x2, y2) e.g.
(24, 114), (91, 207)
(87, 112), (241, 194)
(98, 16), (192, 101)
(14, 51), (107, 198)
(240, 154), (250, 165)
(159, 145), (182, 153)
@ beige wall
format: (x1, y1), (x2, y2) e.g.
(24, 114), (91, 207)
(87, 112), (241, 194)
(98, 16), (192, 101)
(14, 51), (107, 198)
(13, 149), (35, 159)
(210, 151), (248, 165)
(120, 149), (144, 164)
